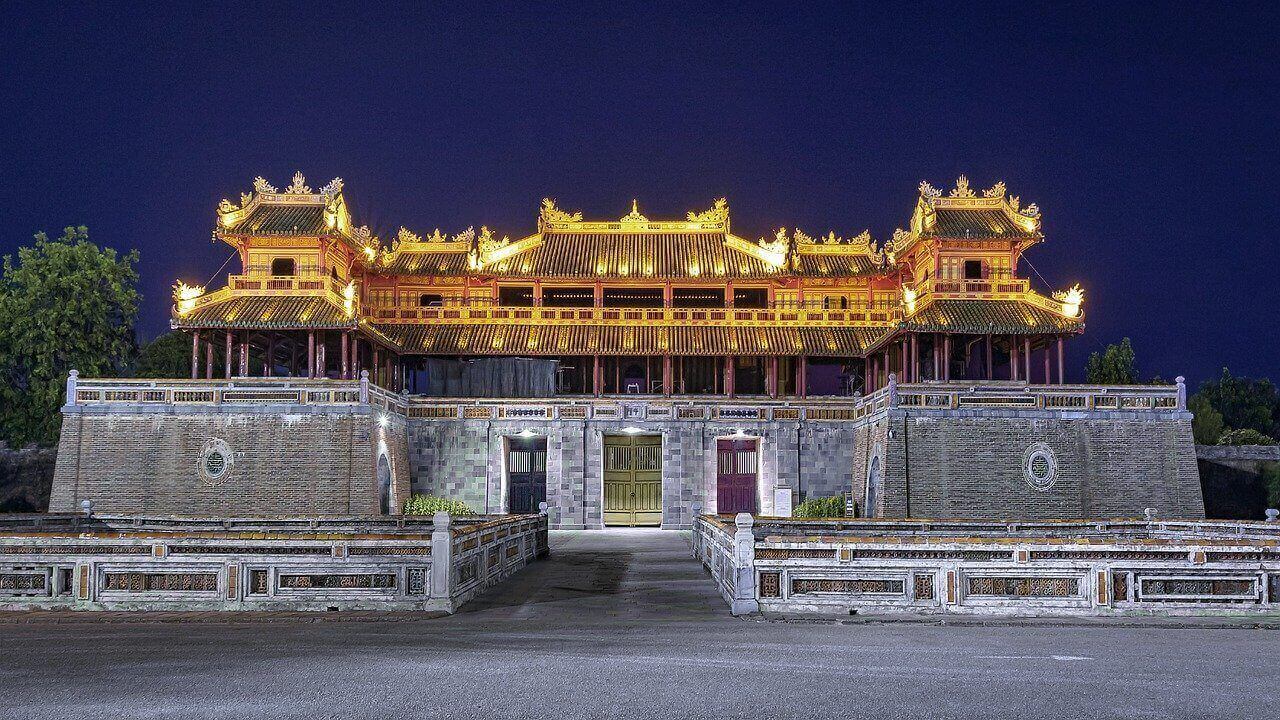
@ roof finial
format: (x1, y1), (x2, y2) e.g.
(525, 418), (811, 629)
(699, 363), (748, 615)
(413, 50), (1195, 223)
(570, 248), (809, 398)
(620, 199), (648, 223)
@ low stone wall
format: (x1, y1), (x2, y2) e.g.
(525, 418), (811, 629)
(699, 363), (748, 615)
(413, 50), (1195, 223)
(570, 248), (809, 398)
(0, 512), (547, 612)
(0, 446), (55, 513)
(693, 515), (1280, 617)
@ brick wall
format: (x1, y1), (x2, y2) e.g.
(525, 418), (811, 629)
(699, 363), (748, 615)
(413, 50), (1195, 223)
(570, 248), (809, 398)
(879, 410), (1204, 520)
(49, 406), (397, 516)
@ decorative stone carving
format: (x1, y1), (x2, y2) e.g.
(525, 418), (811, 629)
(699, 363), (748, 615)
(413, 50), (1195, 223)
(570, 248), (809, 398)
(198, 438), (234, 486)
(252, 176), (277, 194)
(918, 180), (942, 199)
(983, 181), (1006, 198)
(320, 177), (344, 197)
(950, 175), (975, 198)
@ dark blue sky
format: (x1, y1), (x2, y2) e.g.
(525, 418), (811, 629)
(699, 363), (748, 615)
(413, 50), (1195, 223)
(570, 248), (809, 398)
(2, 2), (1276, 387)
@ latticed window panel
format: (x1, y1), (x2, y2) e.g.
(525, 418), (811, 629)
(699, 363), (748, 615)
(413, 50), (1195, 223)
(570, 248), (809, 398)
(1112, 572), (1129, 603)
(913, 574), (934, 600)
(791, 578), (904, 595)
(278, 574), (395, 590)
(0, 573), (47, 594)
(456, 559), (478, 585)
(1139, 578), (1256, 600)
(104, 572), (218, 593)
(758, 572), (781, 598)
(407, 568), (427, 596)
(756, 548), (836, 560)
(967, 576), (1080, 598)
(248, 570), (269, 594)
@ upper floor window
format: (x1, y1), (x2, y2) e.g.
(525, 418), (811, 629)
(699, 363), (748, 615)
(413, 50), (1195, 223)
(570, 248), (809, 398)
(418, 293), (443, 307)
(733, 288), (768, 309)
(963, 260), (983, 280)
(498, 286), (535, 307)
(672, 288), (725, 308)
(543, 287), (595, 307)
(604, 288), (663, 308)
(271, 258), (296, 276)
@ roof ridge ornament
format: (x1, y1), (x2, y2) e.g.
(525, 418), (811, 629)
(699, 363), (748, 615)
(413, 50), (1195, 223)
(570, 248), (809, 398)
(539, 198), (583, 224)
(620, 199), (649, 223)
(950, 175), (975, 198)
(320, 177), (344, 198)
(284, 171), (312, 194)
(686, 198), (729, 224)
(253, 176), (277, 194)
(918, 180), (942, 199)
(983, 181), (1006, 198)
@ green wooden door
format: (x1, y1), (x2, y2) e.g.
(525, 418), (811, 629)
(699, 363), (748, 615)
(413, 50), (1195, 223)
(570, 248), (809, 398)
(603, 434), (662, 526)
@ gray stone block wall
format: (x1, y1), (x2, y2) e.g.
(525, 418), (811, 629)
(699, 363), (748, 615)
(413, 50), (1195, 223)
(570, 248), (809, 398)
(880, 409), (1205, 520)
(49, 405), (404, 516)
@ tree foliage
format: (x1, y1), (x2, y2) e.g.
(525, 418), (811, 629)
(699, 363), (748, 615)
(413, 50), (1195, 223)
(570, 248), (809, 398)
(1085, 337), (1138, 385)
(1187, 394), (1225, 445)
(0, 227), (139, 446)
(1193, 368), (1279, 440)
(135, 330), (198, 379)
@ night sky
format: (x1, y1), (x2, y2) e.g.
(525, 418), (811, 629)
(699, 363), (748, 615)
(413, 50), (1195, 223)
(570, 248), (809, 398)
(2, 3), (1276, 387)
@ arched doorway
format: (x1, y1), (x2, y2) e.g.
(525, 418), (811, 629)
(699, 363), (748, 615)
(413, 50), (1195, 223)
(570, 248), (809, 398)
(377, 454), (392, 515)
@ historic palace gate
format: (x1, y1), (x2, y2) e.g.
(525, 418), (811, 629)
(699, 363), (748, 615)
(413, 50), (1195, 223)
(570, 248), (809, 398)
(716, 438), (759, 515)
(603, 434), (662, 526)
(506, 436), (547, 514)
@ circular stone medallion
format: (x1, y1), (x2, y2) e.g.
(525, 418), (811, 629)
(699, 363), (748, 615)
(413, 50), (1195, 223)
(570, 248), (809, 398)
(1022, 442), (1058, 491)
(198, 438), (234, 486)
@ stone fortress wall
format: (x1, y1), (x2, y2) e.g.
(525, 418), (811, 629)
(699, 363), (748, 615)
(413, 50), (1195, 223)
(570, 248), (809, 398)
(47, 375), (1206, 525)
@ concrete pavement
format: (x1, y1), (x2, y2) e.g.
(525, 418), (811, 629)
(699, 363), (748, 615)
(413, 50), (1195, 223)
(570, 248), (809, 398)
(1, 529), (1276, 719)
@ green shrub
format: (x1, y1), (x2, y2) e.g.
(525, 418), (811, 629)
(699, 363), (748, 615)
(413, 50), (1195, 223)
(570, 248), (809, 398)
(1263, 464), (1280, 512)
(793, 495), (848, 518)
(402, 494), (476, 517)
(1217, 428), (1278, 446)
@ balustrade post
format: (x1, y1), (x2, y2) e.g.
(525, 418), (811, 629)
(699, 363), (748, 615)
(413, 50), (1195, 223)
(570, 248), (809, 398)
(359, 370), (370, 404)
(730, 513), (758, 615)
(430, 511), (453, 609)
(1175, 376), (1186, 411)
(65, 369), (78, 407)
(888, 372), (898, 407)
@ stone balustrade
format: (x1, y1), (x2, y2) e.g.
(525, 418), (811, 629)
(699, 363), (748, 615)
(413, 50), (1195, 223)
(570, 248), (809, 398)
(693, 515), (1280, 617)
(0, 512), (547, 612)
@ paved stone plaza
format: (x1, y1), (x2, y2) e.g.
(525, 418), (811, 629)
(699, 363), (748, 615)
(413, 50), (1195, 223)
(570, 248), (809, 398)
(1, 530), (1276, 719)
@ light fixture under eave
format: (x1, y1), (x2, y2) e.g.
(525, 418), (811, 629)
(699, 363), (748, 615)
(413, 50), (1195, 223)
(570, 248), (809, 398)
(377, 414), (390, 429)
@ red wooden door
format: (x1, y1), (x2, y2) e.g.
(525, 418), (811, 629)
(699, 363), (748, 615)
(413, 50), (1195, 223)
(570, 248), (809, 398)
(717, 439), (758, 514)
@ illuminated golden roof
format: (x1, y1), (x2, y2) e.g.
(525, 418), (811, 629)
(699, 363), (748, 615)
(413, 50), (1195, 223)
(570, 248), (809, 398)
(898, 299), (1083, 335)
(172, 295), (356, 330)
(373, 323), (889, 356)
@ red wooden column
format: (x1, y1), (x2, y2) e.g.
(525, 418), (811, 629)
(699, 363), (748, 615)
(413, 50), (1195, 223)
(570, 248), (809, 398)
(225, 331), (234, 378)
(910, 334), (919, 382)
(317, 333), (327, 379)
(205, 335), (213, 380)
(900, 337), (909, 382)
(725, 356), (736, 397)
(797, 356), (808, 398)
(1023, 336), (1032, 384)
(306, 331), (316, 379)
(942, 335), (951, 381)
(985, 334), (994, 380)
(1057, 337), (1066, 384)
(1043, 343), (1051, 385)
(372, 347), (380, 387)
(592, 355), (601, 396)
(265, 334), (275, 377)
(190, 332), (200, 379)
(1011, 335), (1019, 380)
(662, 354), (672, 396)
(341, 332), (350, 380)
(350, 333), (358, 382)
(767, 357), (778, 398)
(238, 336), (248, 377)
